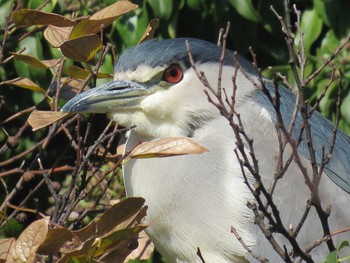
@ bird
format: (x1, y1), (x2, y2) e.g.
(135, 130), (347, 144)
(61, 38), (350, 262)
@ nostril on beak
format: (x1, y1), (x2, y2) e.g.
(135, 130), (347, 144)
(108, 85), (130, 91)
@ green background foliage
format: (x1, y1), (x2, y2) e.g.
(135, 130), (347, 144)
(0, 0), (349, 262)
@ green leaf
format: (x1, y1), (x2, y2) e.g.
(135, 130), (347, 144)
(28, 0), (57, 12)
(299, 9), (323, 54)
(228, 0), (261, 22)
(317, 30), (340, 58)
(13, 36), (45, 79)
(341, 92), (350, 126)
(0, 1), (12, 28)
(325, 250), (338, 263)
(186, 0), (201, 11)
(313, 0), (350, 37)
(1, 219), (24, 238)
(147, 0), (173, 20)
(313, 0), (331, 26)
(338, 240), (350, 251)
(116, 8), (149, 47)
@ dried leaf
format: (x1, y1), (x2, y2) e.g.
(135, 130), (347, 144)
(12, 217), (50, 263)
(71, 219), (97, 243)
(44, 25), (73, 48)
(138, 19), (159, 44)
(95, 146), (117, 160)
(60, 34), (102, 63)
(125, 231), (154, 261)
(72, 197), (145, 243)
(10, 53), (48, 68)
(59, 77), (88, 99)
(58, 237), (96, 260)
(28, 110), (70, 131)
(0, 211), (8, 220)
(58, 255), (97, 263)
(40, 59), (61, 68)
(117, 142), (126, 157)
(90, 225), (147, 258)
(12, 9), (75, 27)
(97, 197), (145, 235)
(6, 203), (37, 214)
(66, 65), (113, 79)
(0, 238), (15, 263)
(131, 137), (208, 159)
(10, 53), (60, 69)
(0, 77), (45, 93)
(69, 1), (138, 39)
(90, 0), (138, 20)
(38, 228), (74, 254)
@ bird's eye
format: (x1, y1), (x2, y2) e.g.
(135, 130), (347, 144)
(163, 64), (183, 83)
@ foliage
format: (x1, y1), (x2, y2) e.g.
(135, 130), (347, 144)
(0, 0), (349, 262)
(1, 198), (149, 262)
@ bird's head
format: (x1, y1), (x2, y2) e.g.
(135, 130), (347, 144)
(62, 38), (252, 138)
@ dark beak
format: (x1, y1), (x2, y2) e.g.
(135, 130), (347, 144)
(61, 79), (151, 113)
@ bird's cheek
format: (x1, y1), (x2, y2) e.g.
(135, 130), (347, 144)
(140, 93), (177, 120)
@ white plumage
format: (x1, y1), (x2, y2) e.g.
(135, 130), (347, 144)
(62, 38), (350, 262)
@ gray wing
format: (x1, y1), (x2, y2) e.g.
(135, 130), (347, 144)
(253, 81), (350, 194)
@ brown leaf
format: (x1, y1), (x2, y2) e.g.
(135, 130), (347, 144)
(0, 238), (15, 263)
(58, 237), (96, 260)
(131, 137), (208, 159)
(10, 53), (49, 68)
(10, 53), (60, 69)
(89, 225), (147, 258)
(124, 231), (154, 261)
(116, 142), (126, 157)
(66, 65), (113, 79)
(59, 77), (88, 99)
(12, 217), (50, 263)
(71, 219), (97, 243)
(0, 211), (8, 220)
(12, 9), (75, 27)
(71, 197), (145, 243)
(28, 110), (70, 131)
(0, 77), (45, 93)
(138, 19), (160, 44)
(97, 197), (145, 235)
(60, 34), (102, 63)
(69, 1), (138, 39)
(95, 146), (118, 160)
(90, 0), (138, 20)
(44, 25), (73, 48)
(40, 59), (61, 68)
(37, 228), (74, 254)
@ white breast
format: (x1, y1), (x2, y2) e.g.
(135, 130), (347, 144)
(123, 117), (255, 263)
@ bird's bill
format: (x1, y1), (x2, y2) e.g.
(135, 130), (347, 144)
(61, 80), (151, 113)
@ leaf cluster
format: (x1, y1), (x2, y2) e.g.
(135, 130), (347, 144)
(0, 1), (349, 263)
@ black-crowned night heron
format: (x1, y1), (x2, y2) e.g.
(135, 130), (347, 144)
(62, 38), (350, 262)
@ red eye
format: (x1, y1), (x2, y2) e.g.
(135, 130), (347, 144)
(163, 64), (183, 83)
